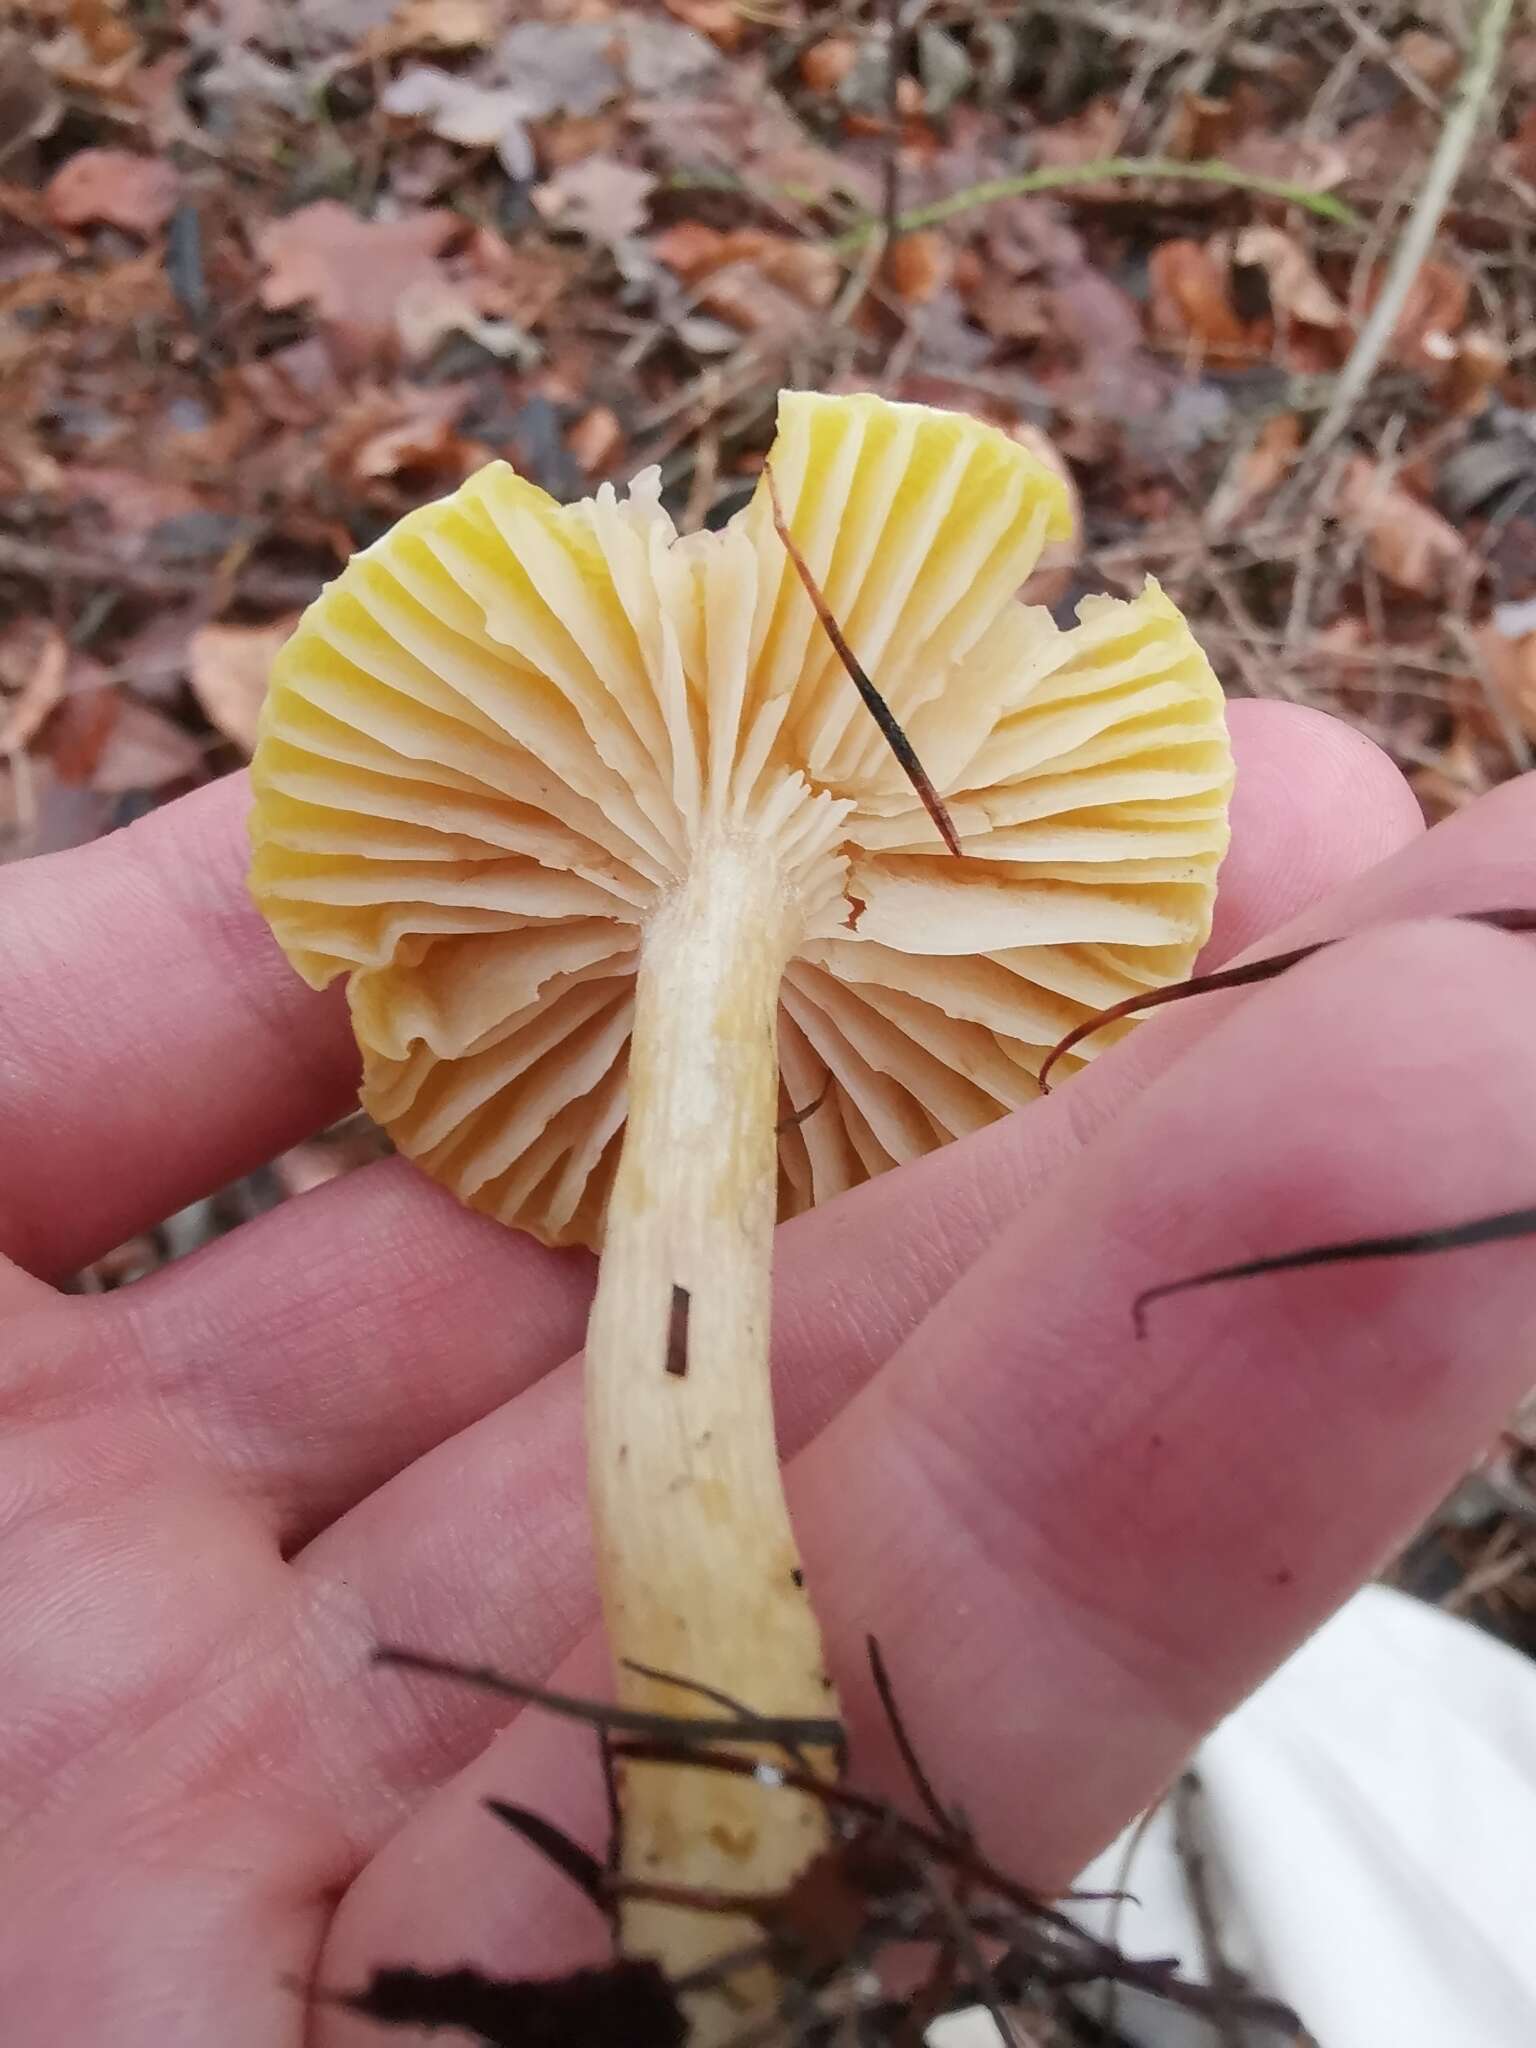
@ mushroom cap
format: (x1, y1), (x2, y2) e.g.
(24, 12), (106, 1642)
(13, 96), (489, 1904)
(249, 391), (1232, 1249)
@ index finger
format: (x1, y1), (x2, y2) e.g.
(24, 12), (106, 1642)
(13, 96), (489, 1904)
(0, 774), (358, 1280)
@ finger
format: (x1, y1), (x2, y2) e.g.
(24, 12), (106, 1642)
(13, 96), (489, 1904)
(96, 703), (1417, 1538)
(0, 774), (358, 1280)
(293, 732), (1464, 1834)
(316, 914), (1536, 2016)
(1197, 700), (1422, 963)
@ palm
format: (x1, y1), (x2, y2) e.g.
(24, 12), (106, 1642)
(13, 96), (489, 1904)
(4, 705), (1534, 2048)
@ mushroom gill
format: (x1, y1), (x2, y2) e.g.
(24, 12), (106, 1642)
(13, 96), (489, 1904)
(251, 391), (1231, 1252)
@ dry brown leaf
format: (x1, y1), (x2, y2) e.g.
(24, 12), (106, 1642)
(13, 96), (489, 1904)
(256, 202), (461, 357)
(1364, 256), (1470, 372)
(0, 618), (67, 753)
(652, 224), (838, 333)
(58, 464), (207, 541)
(93, 697), (204, 793)
(1471, 622), (1536, 743)
(568, 403), (623, 474)
(1148, 238), (1251, 359)
(381, 64), (535, 177)
(45, 147), (178, 235)
(363, 0), (493, 58)
(1232, 226), (1343, 329)
(663, 0), (745, 47)
(1030, 96), (1126, 170)
(48, 689), (201, 794)
(968, 274), (1049, 342)
(882, 230), (951, 306)
(1337, 456), (1473, 599)
(1206, 411), (1301, 533)
(392, 273), (536, 363)
(188, 617), (299, 754)
(1394, 29), (1459, 89)
(800, 35), (857, 92)
(533, 156), (656, 243)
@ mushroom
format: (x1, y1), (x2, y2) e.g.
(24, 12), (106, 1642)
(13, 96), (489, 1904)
(248, 390), (1233, 2024)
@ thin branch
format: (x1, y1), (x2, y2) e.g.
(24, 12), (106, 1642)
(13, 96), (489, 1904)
(881, 0), (903, 249)
(374, 1647), (845, 1749)
(1037, 906), (1536, 1091)
(866, 1636), (955, 1841)
(764, 465), (962, 857)
(1299, 0), (1513, 471)
(839, 158), (1357, 247)
(1133, 1204), (1536, 1340)
(777, 1069), (834, 1135)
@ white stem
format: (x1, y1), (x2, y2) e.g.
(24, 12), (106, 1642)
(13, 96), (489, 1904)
(585, 836), (837, 2026)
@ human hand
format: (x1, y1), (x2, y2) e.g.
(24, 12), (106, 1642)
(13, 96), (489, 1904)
(3, 702), (1534, 2047)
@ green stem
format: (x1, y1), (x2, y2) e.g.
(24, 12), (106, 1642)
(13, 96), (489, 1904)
(837, 156), (1358, 246)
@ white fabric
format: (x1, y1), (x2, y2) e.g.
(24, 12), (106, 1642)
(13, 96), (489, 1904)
(933, 1585), (1536, 2046)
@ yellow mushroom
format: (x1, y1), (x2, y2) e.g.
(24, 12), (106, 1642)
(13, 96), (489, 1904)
(248, 389), (1233, 2032)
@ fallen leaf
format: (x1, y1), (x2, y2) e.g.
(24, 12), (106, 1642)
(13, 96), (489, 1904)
(197, 45), (310, 120)
(1470, 622), (1536, 743)
(46, 687), (119, 785)
(568, 404), (623, 474)
(1395, 29), (1459, 90)
(662, 0), (745, 49)
(1232, 226), (1343, 329)
(59, 464), (207, 544)
(493, 20), (620, 119)
(1205, 411), (1301, 532)
(382, 65), (535, 178)
(618, 12), (720, 95)
(0, 34), (61, 153)
(652, 224), (838, 333)
(188, 617), (299, 753)
(364, 0), (493, 58)
(256, 201), (461, 357)
(968, 274), (1049, 342)
(393, 274), (537, 363)
(1362, 256), (1469, 372)
(533, 156), (656, 243)
(45, 148), (179, 235)
(800, 35), (857, 91)
(1030, 97), (1126, 170)
(81, 695), (204, 794)
(882, 229), (951, 306)
(1337, 455), (1473, 598)
(0, 619), (68, 753)
(1148, 238), (1251, 358)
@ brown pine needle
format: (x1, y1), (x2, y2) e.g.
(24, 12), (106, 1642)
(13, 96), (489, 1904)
(1037, 907), (1536, 1093)
(777, 1068), (834, 1134)
(764, 465), (963, 859)
(1133, 1203), (1536, 1339)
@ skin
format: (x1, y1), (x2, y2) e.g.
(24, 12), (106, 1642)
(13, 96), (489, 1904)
(1, 700), (1534, 2048)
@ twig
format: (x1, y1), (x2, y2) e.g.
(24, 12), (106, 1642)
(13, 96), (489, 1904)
(1172, 1773), (1250, 2048)
(1038, 905), (1536, 1090)
(1133, 1202), (1536, 1340)
(881, 0), (903, 250)
(764, 465), (962, 857)
(1298, 0), (1514, 472)
(839, 157), (1357, 247)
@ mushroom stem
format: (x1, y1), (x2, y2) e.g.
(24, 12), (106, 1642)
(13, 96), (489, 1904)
(585, 833), (837, 2021)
